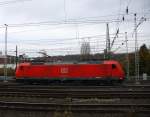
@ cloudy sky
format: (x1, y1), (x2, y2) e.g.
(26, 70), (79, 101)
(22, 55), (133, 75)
(0, 0), (150, 57)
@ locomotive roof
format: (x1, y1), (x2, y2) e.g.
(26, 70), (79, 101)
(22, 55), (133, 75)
(19, 60), (119, 66)
(31, 60), (103, 65)
(32, 60), (118, 64)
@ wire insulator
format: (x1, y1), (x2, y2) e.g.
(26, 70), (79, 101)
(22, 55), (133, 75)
(126, 6), (128, 14)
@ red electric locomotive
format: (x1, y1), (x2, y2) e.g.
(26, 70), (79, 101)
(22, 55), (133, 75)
(15, 60), (125, 84)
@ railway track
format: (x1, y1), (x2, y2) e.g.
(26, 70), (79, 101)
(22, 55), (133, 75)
(0, 101), (149, 117)
(0, 84), (149, 97)
(0, 83), (149, 116)
(0, 101), (150, 112)
(0, 83), (150, 89)
(0, 83), (149, 98)
(0, 90), (150, 98)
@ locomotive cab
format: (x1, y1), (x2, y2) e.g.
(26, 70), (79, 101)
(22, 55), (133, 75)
(104, 60), (125, 82)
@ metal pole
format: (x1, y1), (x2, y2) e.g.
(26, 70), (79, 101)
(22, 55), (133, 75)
(15, 45), (18, 70)
(134, 14), (139, 81)
(106, 23), (110, 59)
(125, 32), (129, 79)
(134, 13), (137, 81)
(4, 24), (8, 82)
(106, 24), (108, 59)
(137, 43), (140, 81)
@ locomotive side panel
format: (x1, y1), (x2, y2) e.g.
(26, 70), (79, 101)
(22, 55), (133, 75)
(15, 60), (125, 83)
(46, 64), (112, 79)
(78, 64), (111, 78)
(24, 65), (48, 78)
(16, 64), (112, 79)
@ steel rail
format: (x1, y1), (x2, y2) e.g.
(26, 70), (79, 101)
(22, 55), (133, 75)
(0, 87), (150, 92)
(1, 83), (150, 89)
(0, 101), (150, 113)
(0, 91), (150, 98)
(0, 87), (142, 91)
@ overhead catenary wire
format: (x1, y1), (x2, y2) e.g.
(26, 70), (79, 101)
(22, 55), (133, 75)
(6, 37), (150, 50)
(0, 32), (149, 44)
(0, 2), (149, 57)
(111, 0), (130, 50)
(109, 2), (150, 56)
(0, 19), (122, 28)
(7, 46), (142, 58)
(0, 16), (149, 29)
(0, 0), (32, 6)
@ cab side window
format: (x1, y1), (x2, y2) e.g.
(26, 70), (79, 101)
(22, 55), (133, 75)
(112, 64), (116, 69)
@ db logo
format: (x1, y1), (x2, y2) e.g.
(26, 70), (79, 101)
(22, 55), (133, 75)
(61, 67), (68, 74)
